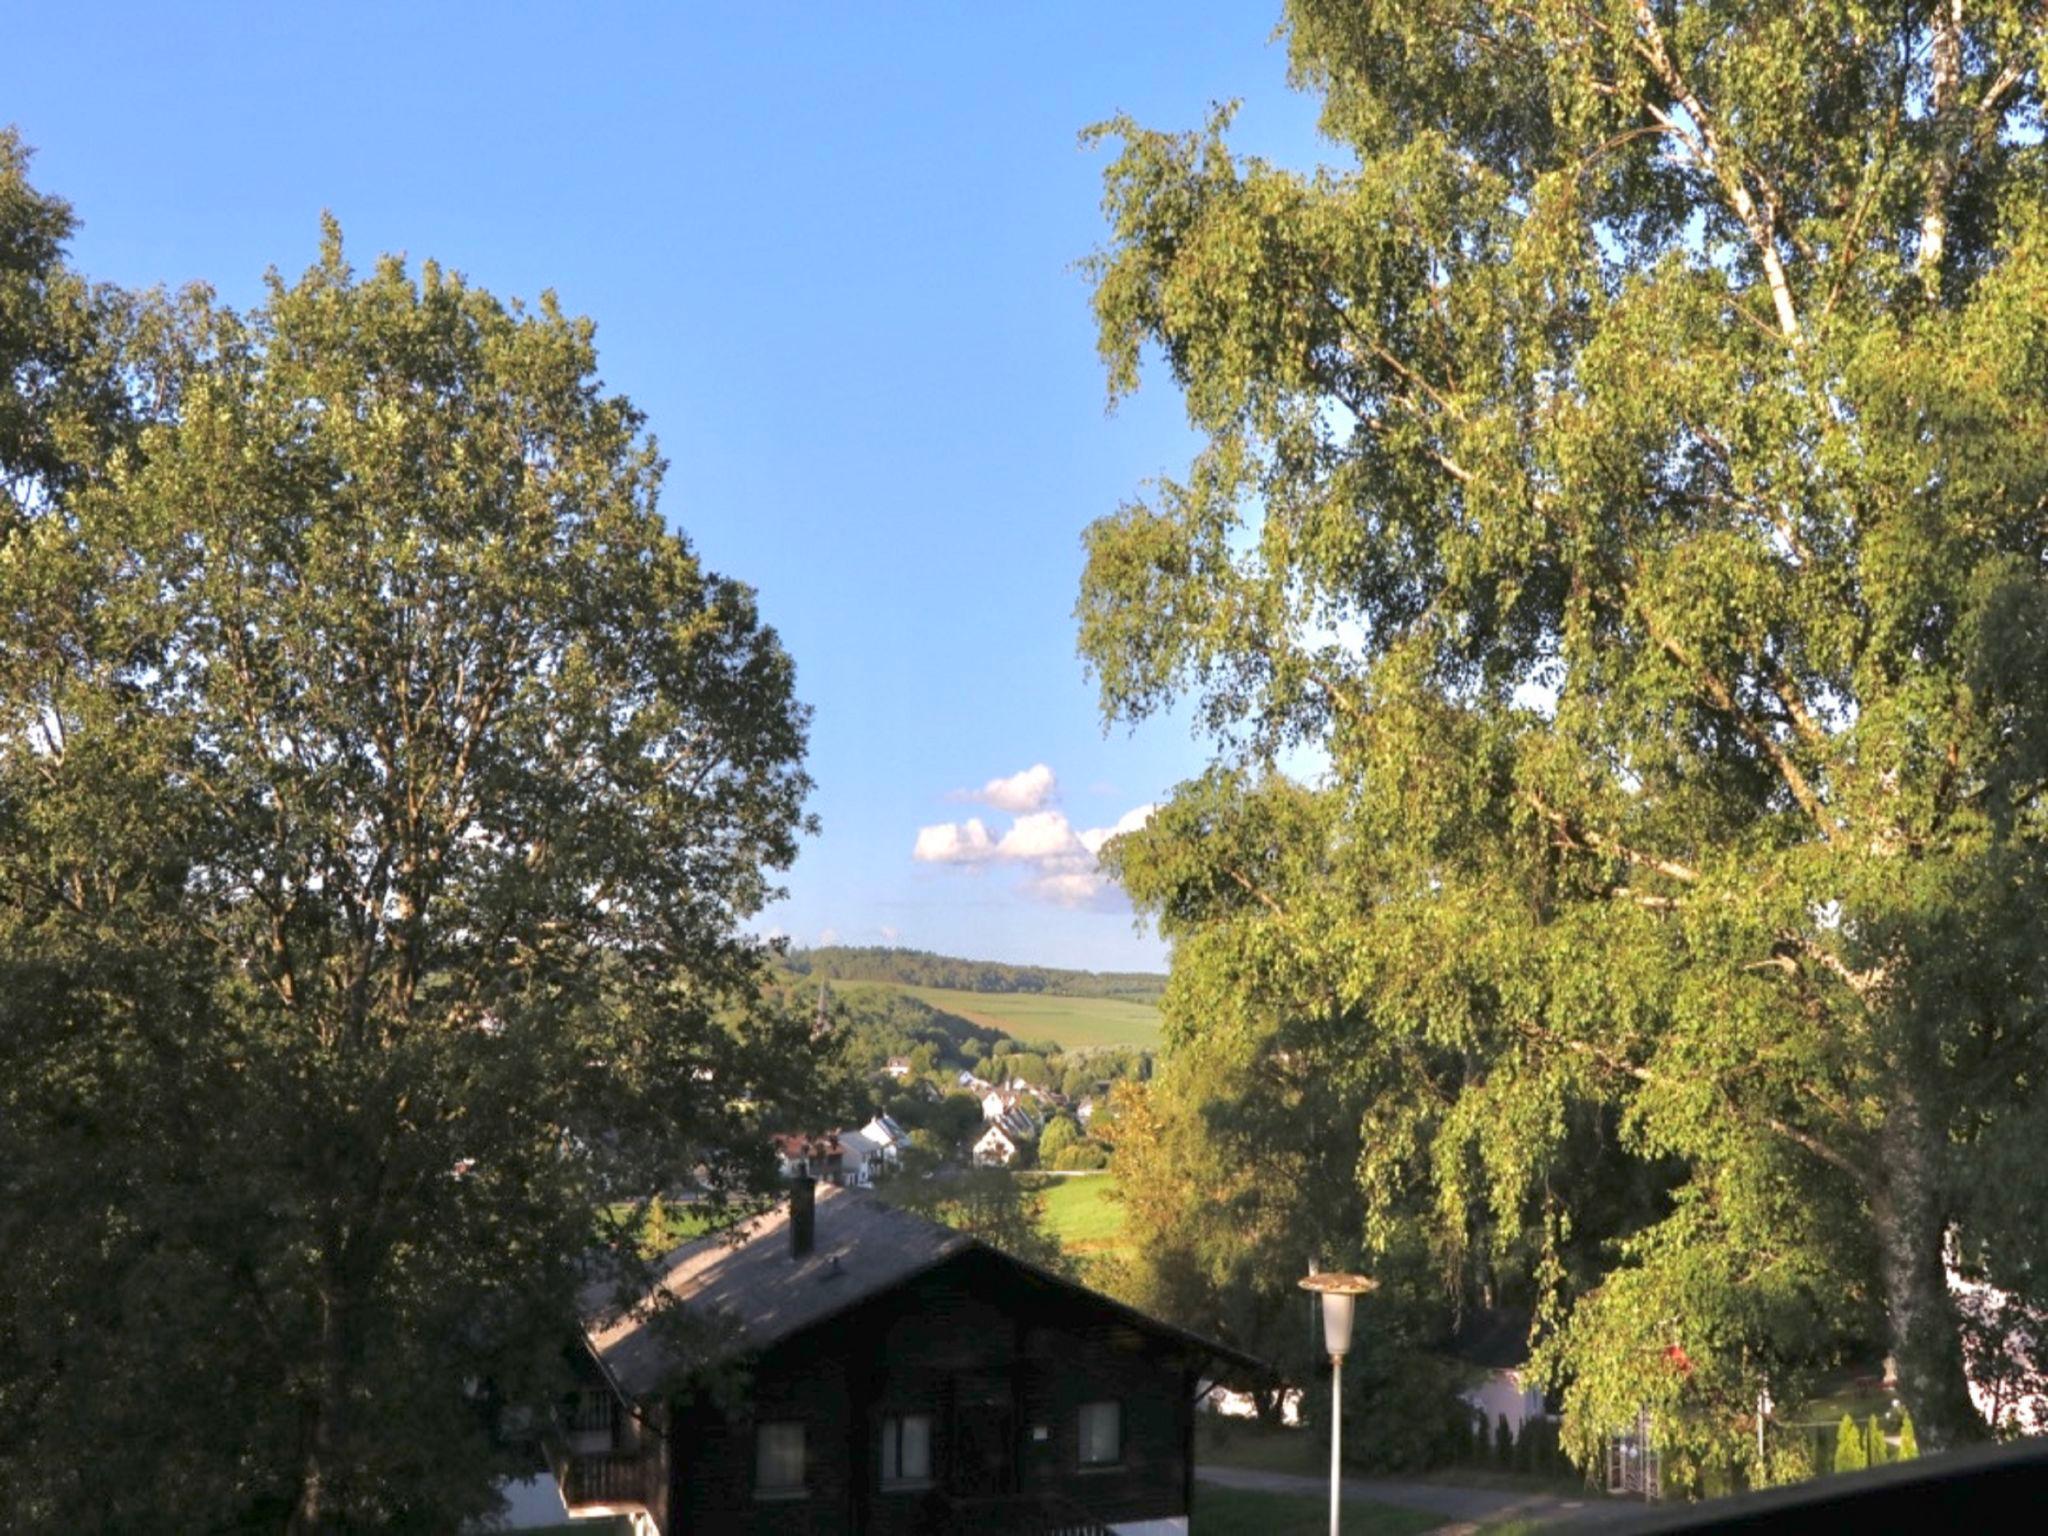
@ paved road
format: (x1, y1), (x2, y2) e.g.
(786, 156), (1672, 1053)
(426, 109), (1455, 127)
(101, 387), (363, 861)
(1195, 1464), (1643, 1531)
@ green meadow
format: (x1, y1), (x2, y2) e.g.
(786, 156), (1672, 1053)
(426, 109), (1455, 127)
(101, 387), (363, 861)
(1032, 1173), (1131, 1263)
(898, 984), (1162, 1051)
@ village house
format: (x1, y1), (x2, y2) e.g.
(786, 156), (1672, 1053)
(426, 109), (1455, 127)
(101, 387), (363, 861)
(858, 1113), (912, 1161)
(772, 1132), (847, 1186)
(980, 1087), (1042, 1134)
(971, 1090), (1040, 1168)
(553, 1180), (1259, 1533)
(775, 1116), (914, 1190)
(971, 1120), (1029, 1168)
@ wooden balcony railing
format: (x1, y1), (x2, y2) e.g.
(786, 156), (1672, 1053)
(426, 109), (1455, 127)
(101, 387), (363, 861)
(558, 1449), (648, 1507)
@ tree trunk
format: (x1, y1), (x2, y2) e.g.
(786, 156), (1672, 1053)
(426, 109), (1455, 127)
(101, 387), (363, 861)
(1916, 0), (1965, 298)
(286, 1280), (351, 1534)
(1873, 1088), (1985, 1452)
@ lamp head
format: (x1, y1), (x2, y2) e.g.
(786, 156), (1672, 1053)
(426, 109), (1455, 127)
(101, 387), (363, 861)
(1298, 1271), (1375, 1361)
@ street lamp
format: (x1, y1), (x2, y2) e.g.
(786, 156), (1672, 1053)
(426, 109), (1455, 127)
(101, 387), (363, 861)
(1299, 1270), (1376, 1536)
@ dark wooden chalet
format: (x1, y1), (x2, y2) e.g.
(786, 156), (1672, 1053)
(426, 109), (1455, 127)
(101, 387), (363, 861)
(562, 1179), (1263, 1534)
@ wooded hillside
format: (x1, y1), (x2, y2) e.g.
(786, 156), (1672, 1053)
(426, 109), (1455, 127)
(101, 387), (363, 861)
(783, 945), (1165, 1004)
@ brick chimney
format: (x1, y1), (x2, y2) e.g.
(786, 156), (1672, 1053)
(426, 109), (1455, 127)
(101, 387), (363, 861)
(790, 1172), (816, 1260)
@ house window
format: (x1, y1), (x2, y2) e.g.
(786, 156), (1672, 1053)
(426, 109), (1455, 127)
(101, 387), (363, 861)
(755, 1421), (806, 1498)
(1078, 1400), (1122, 1467)
(567, 1388), (617, 1436)
(880, 1412), (933, 1487)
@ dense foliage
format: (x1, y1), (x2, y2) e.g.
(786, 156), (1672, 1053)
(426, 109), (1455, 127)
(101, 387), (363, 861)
(0, 140), (821, 1531)
(1082, 0), (2047, 1479)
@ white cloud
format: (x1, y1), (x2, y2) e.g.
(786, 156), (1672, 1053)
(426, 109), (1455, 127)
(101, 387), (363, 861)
(953, 763), (1058, 813)
(1078, 803), (1154, 856)
(913, 817), (997, 864)
(913, 786), (1157, 911)
(818, 926), (840, 946)
(1028, 870), (1117, 909)
(879, 925), (900, 943)
(997, 810), (1086, 863)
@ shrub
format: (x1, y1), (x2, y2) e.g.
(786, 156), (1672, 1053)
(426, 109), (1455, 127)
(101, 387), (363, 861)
(1898, 1412), (1918, 1460)
(1050, 1140), (1109, 1171)
(1496, 1414), (1515, 1467)
(1833, 1413), (1866, 1473)
(1038, 1114), (1081, 1164)
(1759, 1429), (1816, 1490)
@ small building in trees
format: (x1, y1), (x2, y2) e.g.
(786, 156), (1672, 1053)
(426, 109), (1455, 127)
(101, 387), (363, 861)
(558, 1181), (1260, 1533)
(1447, 1309), (1547, 1437)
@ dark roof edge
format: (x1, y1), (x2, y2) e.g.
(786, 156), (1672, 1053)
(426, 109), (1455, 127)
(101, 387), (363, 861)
(962, 1238), (1273, 1379)
(579, 1191), (1270, 1389)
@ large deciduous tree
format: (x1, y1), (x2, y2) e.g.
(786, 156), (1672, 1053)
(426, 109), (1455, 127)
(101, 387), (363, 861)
(1, 157), (818, 1529)
(1081, 0), (2046, 1467)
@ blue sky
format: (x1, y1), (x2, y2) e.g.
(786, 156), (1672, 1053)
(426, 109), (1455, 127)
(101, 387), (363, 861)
(6, 2), (1329, 970)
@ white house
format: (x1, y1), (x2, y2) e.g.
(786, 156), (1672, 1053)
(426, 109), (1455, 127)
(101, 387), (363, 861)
(859, 1113), (910, 1158)
(882, 1056), (912, 1078)
(1460, 1368), (1547, 1435)
(835, 1128), (887, 1187)
(1447, 1311), (1547, 1434)
(973, 1121), (1026, 1167)
(981, 1087), (1042, 1132)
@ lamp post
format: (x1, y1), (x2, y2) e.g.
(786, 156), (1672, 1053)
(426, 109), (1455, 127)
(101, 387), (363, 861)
(1299, 1270), (1376, 1536)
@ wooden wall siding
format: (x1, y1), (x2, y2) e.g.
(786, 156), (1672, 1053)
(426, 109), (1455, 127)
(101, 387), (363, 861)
(666, 1249), (1196, 1535)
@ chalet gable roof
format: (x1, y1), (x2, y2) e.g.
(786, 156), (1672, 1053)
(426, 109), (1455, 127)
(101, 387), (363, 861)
(582, 1184), (1263, 1397)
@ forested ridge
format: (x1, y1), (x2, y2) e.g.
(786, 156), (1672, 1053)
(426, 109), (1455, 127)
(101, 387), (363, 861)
(782, 944), (1166, 1004)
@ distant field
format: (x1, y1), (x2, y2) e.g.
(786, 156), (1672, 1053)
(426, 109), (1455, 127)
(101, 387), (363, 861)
(898, 984), (1162, 1050)
(1033, 1173), (1129, 1259)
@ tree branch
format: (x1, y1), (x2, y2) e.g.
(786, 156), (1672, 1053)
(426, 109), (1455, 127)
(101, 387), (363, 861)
(1629, 599), (1842, 846)
(1224, 865), (1287, 918)
(1630, 0), (1803, 341)
(1524, 1022), (1868, 1186)
(1524, 788), (1700, 884)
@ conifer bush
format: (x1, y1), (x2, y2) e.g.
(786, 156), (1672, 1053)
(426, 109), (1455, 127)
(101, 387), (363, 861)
(1833, 1413), (1867, 1474)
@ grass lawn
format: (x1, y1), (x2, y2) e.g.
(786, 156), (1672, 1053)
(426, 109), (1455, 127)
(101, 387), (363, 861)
(601, 1195), (754, 1258)
(1197, 1418), (1595, 1500)
(898, 983), (1162, 1050)
(1032, 1172), (1129, 1259)
(1196, 1417), (1320, 1477)
(1192, 1483), (1441, 1535)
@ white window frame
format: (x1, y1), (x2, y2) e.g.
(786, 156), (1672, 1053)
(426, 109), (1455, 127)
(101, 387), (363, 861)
(1078, 1399), (1123, 1468)
(754, 1420), (807, 1499)
(879, 1411), (934, 1489)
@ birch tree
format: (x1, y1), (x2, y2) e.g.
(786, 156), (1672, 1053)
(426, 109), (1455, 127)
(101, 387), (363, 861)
(1081, 0), (2046, 1462)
